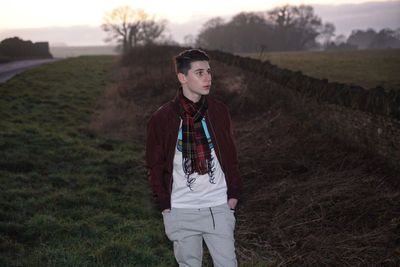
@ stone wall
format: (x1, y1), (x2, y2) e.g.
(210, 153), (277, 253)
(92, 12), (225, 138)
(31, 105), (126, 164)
(209, 50), (400, 120)
(208, 49), (400, 170)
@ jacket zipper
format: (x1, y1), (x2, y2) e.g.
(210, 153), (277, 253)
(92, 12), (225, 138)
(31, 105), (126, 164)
(209, 207), (216, 230)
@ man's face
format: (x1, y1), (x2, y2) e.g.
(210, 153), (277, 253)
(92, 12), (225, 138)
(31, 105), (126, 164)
(179, 60), (212, 99)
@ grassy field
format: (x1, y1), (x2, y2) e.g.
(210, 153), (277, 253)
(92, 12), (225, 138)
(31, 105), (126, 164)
(243, 48), (400, 91)
(2, 47), (398, 266)
(0, 56), (176, 267)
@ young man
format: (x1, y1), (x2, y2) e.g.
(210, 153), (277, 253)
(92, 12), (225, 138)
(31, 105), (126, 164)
(145, 49), (242, 267)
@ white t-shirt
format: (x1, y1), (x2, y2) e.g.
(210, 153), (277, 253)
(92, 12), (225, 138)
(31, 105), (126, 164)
(171, 119), (228, 208)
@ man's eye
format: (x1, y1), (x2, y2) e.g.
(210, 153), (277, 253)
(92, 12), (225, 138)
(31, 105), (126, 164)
(197, 72), (203, 76)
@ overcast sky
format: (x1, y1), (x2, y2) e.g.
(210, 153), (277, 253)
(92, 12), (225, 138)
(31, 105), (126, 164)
(0, 0), (399, 46)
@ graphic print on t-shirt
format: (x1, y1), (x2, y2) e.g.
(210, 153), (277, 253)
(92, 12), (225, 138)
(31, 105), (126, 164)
(171, 119), (228, 208)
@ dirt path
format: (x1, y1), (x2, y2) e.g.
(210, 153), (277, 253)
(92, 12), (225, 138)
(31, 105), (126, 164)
(0, 58), (62, 83)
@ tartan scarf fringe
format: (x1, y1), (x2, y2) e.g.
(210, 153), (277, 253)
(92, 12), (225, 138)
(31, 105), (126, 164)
(177, 91), (214, 184)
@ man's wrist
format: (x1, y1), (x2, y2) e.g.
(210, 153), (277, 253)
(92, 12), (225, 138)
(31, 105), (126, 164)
(228, 198), (238, 210)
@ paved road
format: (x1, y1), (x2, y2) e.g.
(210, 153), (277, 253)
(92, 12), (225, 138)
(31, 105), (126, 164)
(0, 58), (62, 83)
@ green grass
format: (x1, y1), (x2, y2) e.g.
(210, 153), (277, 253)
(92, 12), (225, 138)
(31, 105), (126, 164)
(244, 48), (400, 91)
(0, 56), (176, 267)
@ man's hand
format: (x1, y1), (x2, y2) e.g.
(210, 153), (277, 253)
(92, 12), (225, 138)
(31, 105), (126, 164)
(228, 198), (238, 210)
(162, 209), (171, 214)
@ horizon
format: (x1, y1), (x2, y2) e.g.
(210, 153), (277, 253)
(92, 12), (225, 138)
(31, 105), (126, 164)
(1, 0), (399, 46)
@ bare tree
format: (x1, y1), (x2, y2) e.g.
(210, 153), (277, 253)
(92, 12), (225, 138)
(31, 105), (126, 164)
(102, 6), (147, 52)
(318, 22), (336, 47)
(195, 4), (334, 52)
(268, 5), (295, 29)
(347, 29), (377, 49)
(202, 17), (225, 30)
(394, 28), (400, 40)
(139, 18), (167, 45)
(334, 34), (347, 45)
(183, 34), (196, 47)
(196, 17), (227, 49)
(294, 5), (323, 49)
(228, 12), (273, 52)
(268, 4), (322, 50)
(102, 6), (167, 52)
(370, 28), (400, 49)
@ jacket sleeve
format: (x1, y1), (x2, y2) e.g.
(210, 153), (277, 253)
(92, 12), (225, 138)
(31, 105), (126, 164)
(145, 115), (171, 212)
(223, 105), (242, 200)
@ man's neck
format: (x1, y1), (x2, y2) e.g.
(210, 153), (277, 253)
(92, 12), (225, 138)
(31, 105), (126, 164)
(182, 87), (201, 103)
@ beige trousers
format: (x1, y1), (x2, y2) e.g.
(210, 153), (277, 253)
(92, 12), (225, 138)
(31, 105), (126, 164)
(162, 203), (237, 267)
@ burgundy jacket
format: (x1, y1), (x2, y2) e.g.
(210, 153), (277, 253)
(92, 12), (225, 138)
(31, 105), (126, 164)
(145, 95), (242, 211)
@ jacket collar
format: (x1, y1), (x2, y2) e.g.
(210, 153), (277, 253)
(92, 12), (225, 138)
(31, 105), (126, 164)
(172, 88), (211, 118)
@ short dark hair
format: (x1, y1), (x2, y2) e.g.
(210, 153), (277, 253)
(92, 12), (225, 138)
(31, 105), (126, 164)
(174, 49), (210, 75)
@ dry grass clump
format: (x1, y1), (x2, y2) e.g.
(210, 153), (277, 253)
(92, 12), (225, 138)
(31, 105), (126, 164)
(234, 111), (399, 266)
(224, 63), (400, 266)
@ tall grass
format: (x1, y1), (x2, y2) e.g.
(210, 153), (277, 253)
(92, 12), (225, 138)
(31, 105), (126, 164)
(0, 56), (175, 267)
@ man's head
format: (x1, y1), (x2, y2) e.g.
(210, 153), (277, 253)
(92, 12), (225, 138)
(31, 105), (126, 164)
(174, 49), (212, 102)
(174, 49), (210, 75)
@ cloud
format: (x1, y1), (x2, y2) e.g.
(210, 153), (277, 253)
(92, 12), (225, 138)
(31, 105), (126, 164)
(313, 1), (400, 36)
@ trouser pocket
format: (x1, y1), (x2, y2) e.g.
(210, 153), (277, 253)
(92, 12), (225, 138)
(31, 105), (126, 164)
(162, 210), (178, 241)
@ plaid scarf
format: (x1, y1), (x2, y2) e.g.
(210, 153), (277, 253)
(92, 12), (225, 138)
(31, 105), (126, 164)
(177, 91), (213, 178)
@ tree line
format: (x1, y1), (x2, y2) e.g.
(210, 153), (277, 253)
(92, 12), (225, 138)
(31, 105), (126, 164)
(193, 5), (335, 53)
(330, 28), (400, 51)
(102, 5), (400, 54)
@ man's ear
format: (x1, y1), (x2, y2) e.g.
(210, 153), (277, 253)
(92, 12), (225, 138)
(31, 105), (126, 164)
(177, 73), (186, 84)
